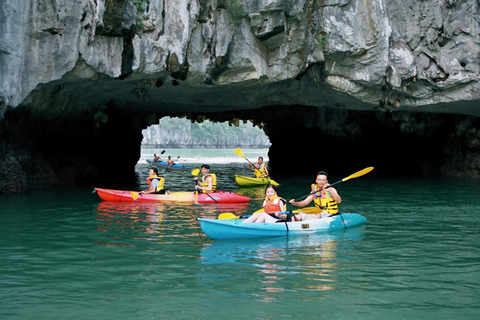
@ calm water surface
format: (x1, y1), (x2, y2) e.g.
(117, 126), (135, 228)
(1, 150), (479, 319)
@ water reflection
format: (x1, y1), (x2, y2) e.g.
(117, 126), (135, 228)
(94, 201), (252, 247)
(198, 227), (366, 301)
(95, 202), (169, 246)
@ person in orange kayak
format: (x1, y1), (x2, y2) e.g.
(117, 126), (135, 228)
(289, 171), (341, 220)
(243, 184), (291, 223)
(248, 156), (269, 178)
(194, 164), (217, 193)
(140, 167), (169, 194)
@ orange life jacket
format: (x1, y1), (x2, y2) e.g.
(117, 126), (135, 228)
(262, 195), (285, 213)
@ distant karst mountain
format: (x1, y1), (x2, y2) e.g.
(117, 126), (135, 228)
(141, 117), (271, 148)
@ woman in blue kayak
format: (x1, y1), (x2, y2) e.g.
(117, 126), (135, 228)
(242, 184), (291, 223)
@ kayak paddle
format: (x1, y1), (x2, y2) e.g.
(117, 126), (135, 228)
(218, 212), (239, 219)
(294, 166), (374, 202)
(131, 191), (139, 200)
(234, 148), (279, 186)
(217, 207), (321, 220)
(191, 168), (200, 204)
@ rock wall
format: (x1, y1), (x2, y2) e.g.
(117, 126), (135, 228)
(0, 0), (479, 192)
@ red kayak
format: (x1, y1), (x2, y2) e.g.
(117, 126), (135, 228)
(94, 188), (250, 204)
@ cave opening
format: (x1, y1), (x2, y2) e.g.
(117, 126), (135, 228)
(1, 99), (479, 194)
(140, 116), (271, 149)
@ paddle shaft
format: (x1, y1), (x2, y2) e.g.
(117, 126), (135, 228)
(294, 182), (338, 202)
(294, 167), (374, 202)
(195, 187), (218, 203)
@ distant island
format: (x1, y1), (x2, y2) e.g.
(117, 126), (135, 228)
(142, 117), (271, 148)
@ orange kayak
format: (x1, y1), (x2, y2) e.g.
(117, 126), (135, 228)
(94, 188), (250, 204)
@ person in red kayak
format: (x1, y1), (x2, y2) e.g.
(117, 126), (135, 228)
(140, 167), (169, 194)
(194, 164), (217, 193)
(289, 171), (341, 220)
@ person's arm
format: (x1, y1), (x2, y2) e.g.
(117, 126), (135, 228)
(141, 179), (158, 194)
(202, 176), (213, 192)
(264, 166), (269, 177)
(194, 177), (201, 188)
(195, 176), (213, 192)
(289, 195), (313, 207)
(326, 186), (341, 204)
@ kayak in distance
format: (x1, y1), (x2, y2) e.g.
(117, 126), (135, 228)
(234, 175), (279, 187)
(196, 213), (367, 239)
(94, 188), (251, 204)
(146, 159), (193, 170)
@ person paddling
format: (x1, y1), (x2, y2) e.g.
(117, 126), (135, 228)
(289, 171), (341, 220)
(166, 156), (175, 167)
(248, 156), (269, 178)
(194, 164), (217, 193)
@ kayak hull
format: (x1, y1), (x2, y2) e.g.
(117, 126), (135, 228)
(197, 213), (367, 239)
(146, 159), (192, 170)
(95, 188), (250, 203)
(234, 175), (271, 187)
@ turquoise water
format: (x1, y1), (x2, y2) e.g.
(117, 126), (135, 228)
(1, 149), (480, 319)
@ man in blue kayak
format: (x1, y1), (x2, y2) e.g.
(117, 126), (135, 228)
(153, 153), (162, 162)
(289, 171), (342, 220)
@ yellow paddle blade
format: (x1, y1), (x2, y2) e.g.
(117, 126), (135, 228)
(342, 166), (374, 182)
(234, 148), (245, 158)
(131, 192), (138, 200)
(218, 212), (239, 219)
(292, 207), (321, 214)
(268, 179), (279, 186)
(191, 168), (200, 176)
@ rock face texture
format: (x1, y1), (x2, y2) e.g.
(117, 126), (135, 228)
(0, 0), (479, 192)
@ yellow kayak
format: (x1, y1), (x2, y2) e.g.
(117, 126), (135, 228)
(234, 175), (279, 187)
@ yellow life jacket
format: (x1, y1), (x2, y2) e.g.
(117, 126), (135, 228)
(254, 163), (267, 178)
(311, 184), (339, 215)
(147, 174), (165, 192)
(202, 173), (217, 193)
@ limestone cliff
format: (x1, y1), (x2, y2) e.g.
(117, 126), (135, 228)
(0, 0), (479, 192)
(141, 118), (271, 148)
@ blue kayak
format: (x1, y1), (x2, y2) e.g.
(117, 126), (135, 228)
(146, 159), (193, 170)
(196, 213), (367, 239)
